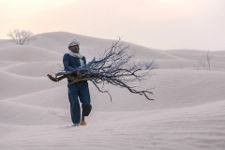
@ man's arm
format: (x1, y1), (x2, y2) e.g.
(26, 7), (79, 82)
(63, 54), (77, 71)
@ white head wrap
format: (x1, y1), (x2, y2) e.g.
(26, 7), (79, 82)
(68, 39), (80, 47)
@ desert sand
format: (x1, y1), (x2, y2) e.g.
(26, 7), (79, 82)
(0, 32), (225, 150)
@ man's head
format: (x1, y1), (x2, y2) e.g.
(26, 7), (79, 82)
(68, 39), (80, 53)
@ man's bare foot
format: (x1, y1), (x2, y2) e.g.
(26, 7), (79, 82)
(80, 120), (87, 126)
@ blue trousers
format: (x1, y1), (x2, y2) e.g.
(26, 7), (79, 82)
(67, 81), (92, 124)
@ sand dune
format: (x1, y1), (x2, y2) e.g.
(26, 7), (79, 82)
(167, 49), (225, 61)
(6, 86), (68, 109)
(0, 61), (14, 68)
(0, 40), (15, 49)
(0, 100), (67, 125)
(5, 61), (62, 77)
(0, 45), (61, 62)
(148, 69), (225, 109)
(31, 32), (180, 60)
(0, 32), (225, 150)
(1, 68), (224, 113)
(0, 71), (60, 100)
(0, 100), (224, 150)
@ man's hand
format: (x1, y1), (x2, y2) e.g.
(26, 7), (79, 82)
(76, 71), (82, 78)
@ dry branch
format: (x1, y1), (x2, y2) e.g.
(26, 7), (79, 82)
(47, 38), (154, 101)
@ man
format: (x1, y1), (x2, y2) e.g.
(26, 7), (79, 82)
(63, 39), (92, 126)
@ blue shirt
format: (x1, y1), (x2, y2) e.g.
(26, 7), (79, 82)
(63, 53), (87, 71)
(63, 53), (87, 84)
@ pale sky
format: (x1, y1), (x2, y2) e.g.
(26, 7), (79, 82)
(1, 0), (225, 50)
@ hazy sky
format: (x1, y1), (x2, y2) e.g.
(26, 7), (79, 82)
(1, 0), (225, 50)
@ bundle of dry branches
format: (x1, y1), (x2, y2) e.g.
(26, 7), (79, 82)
(47, 38), (154, 101)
